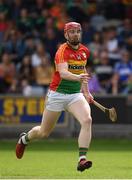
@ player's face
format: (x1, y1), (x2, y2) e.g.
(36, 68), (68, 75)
(65, 28), (82, 46)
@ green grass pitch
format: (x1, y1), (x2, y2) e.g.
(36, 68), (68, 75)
(0, 138), (132, 179)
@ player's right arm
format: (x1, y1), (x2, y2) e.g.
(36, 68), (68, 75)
(56, 62), (89, 82)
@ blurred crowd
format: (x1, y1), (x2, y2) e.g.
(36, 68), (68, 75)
(0, 0), (132, 96)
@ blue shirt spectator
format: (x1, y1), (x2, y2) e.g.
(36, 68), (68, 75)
(114, 50), (132, 82)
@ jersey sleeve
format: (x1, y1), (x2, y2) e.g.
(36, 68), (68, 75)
(55, 44), (67, 64)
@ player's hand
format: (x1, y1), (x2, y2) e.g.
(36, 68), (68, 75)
(78, 73), (91, 83)
(84, 92), (94, 104)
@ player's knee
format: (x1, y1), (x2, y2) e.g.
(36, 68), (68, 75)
(81, 116), (92, 127)
(32, 126), (41, 135)
(88, 116), (92, 123)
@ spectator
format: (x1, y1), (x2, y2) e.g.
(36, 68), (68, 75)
(30, 0), (46, 16)
(0, 0), (10, 18)
(101, 27), (109, 46)
(124, 35), (132, 57)
(82, 20), (96, 45)
(95, 50), (113, 92)
(0, 11), (10, 42)
(44, 28), (59, 61)
(113, 49), (132, 92)
(31, 42), (51, 67)
(109, 73), (120, 95)
(16, 8), (34, 35)
(17, 55), (35, 85)
(21, 78), (33, 96)
(123, 74), (132, 94)
(87, 67), (104, 95)
(118, 18), (132, 47)
(105, 0), (125, 20)
(66, 0), (88, 23)
(34, 56), (54, 94)
(4, 29), (25, 64)
(34, 9), (47, 33)
(8, 78), (20, 94)
(88, 31), (102, 54)
(49, 1), (63, 19)
(24, 35), (35, 56)
(10, 0), (24, 21)
(0, 52), (16, 92)
(105, 26), (121, 67)
(45, 16), (56, 29)
(55, 11), (68, 32)
(90, 9), (107, 31)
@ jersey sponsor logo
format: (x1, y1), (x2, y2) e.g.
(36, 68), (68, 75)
(68, 64), (85, 70)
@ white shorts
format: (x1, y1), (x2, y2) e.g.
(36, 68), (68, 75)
(45, 90), (85, 112)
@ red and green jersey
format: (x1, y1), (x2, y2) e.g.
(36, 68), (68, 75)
(49, 43), (91, 94)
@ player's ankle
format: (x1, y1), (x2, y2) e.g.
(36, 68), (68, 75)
(79, 155), (86, 162)
(21, 133), (29, 145)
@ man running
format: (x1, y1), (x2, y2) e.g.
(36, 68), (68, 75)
(16, 22), (94, 172)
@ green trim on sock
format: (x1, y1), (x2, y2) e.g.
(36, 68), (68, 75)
(25, 134), (29, 142)
(79, 152), (87, 156)
(79, 147), (88, 157)
(79, 147), (88, 151)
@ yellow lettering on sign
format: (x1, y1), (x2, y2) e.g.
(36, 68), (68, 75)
(15, 99), (25, 115)
(3, 99), (14, 115)
(27, 99), (37, 115)
(0, 115), (20, 123)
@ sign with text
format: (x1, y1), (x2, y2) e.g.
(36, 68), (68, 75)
(0, 96), (66, 126)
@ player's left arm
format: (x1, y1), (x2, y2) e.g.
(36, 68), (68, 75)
(81, 68), (94, 103)
(81, 49), (94, 103)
